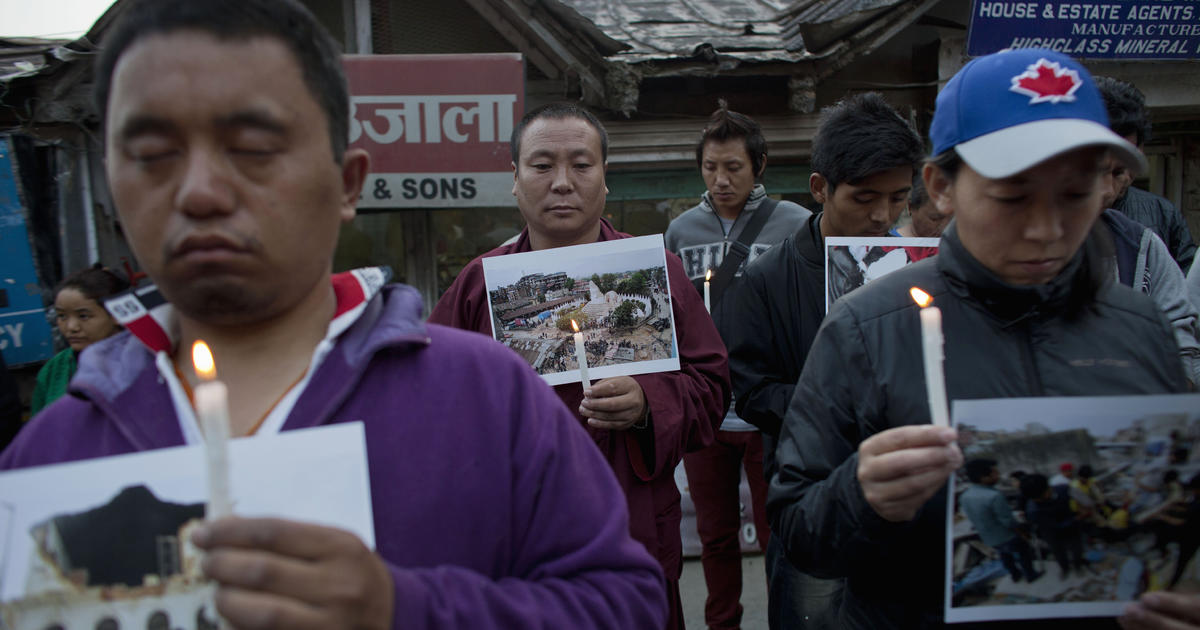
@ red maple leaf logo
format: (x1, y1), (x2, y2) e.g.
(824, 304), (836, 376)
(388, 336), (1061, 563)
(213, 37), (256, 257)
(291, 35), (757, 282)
(1009, 59), (1081, 104)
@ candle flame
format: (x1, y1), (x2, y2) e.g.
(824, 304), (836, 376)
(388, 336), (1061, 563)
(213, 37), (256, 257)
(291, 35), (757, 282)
(705, 269), (713, 282)
(910, 287), (933, 308)
(192, 341), (217, 381)
(571, 319), (580, 333)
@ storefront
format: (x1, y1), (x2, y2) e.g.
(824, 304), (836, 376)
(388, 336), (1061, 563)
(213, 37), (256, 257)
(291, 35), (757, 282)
(9, 0), (1194, 337)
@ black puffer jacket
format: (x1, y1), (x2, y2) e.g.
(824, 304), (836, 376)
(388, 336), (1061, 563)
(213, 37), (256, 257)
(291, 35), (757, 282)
(724, 211), (826, 440)
(1113, 186), (1196, 273)
(769, 223), (1188, 629)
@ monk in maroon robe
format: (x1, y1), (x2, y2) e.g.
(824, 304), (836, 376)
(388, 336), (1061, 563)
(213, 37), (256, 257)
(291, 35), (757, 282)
(430, 103), (729, 630)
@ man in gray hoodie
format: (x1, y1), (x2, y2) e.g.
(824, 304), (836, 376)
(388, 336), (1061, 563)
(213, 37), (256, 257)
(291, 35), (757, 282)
(1095, 76), (1195, 273)
(664, 102), (808, 630)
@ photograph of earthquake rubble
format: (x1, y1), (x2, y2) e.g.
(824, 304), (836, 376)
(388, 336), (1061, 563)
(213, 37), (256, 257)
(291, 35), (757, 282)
(944, 394), (1200, 623)
(0, 484), (216, 630)
(823, 236), (939, 312)
(481, 234), (680, 386)
(0, 424), (375, 630)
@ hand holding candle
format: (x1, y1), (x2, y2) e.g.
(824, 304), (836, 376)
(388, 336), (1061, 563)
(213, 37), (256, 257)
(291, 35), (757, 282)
(192, 341), (233, 519)
(910, 288), (950, 428)
(704, 269), (712, 313)
(571, 319), (591, 389)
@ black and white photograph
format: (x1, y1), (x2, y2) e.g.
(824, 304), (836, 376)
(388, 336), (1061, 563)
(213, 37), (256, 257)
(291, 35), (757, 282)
(481, 234), (681, 386)
(824, 236), (940, 312)
(0, 423), (374, 630)
(944, 394), (1200, 624)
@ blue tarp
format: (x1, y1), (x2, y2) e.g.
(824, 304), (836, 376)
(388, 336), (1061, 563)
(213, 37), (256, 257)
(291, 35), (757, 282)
(0, 137), (54, 365)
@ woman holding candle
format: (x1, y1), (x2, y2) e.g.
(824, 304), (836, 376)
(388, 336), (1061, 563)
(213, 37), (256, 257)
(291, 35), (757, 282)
(768, 48), (1192, 629)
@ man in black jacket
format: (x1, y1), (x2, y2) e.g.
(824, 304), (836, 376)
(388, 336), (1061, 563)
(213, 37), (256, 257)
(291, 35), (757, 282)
(769, 48), (1192, 629)
(1095, 76), (1196, 273)
(722, 91), (923, 629)
(1020, 474), (1086, 580)
(666, 102), (810, 630)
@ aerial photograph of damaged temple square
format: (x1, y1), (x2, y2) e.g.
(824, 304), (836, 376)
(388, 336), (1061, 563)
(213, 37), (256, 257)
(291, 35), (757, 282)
(946, 395), (1200, 622)
(481, 237), (678, 384)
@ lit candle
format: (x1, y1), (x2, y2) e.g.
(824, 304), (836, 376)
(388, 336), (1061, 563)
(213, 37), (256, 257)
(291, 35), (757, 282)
(704, 269), (712, 313)
(571, 319), (591, 389)
(909, 288), (950, 428)
(192, 341), (232, 519)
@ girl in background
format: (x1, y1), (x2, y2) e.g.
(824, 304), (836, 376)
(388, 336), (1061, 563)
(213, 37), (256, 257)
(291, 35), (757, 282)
(31, 266), (129, 414)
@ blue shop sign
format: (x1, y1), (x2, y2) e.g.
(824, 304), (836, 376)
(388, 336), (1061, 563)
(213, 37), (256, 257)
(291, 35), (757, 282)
(0, 137), (54, 366)
(969, 1), (1200, 59)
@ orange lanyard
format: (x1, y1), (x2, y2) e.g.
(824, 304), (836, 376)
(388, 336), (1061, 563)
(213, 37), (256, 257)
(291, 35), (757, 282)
(175, 363), (309, 437)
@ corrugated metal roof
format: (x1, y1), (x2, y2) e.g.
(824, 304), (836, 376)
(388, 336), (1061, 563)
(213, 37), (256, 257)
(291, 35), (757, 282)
(782, 0), (905, 22)
(0, 38), (72, 82)
(779, 0), (908, 52)
(564, 0), (800, 60)
(560, 0), (909, 63)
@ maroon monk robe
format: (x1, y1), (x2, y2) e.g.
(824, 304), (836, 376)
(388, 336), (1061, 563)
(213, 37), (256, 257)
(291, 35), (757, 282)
(430, 219), (730, 629)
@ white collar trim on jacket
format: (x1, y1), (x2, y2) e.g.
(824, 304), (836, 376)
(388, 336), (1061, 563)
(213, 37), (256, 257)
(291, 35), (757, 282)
(699, 183), (768, 216)
(102, 268), (389, 444)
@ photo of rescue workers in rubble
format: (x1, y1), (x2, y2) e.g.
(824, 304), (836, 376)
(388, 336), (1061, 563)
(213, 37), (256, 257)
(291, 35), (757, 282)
(947, 394), (1200, 622)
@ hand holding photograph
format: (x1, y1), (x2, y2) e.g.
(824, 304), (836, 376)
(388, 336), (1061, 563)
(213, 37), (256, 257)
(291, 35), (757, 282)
(0, 423), (373, 630)
(944, 394), (1200, 623)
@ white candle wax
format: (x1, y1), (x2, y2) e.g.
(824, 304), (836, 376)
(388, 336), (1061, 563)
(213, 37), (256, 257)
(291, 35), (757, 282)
(919, 306), (951, 428)
(573, 330), (591, 389)
(704, 280), (711, 313)
(195, 380), (233, 519)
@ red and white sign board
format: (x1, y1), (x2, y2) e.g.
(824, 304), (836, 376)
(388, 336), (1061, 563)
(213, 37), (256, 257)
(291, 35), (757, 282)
(344, 54), (524, 209)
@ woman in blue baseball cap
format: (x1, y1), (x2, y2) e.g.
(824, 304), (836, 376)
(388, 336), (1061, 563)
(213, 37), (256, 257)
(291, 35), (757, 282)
(767, 48), (1193, 629)
(922, 46), (1145, 290)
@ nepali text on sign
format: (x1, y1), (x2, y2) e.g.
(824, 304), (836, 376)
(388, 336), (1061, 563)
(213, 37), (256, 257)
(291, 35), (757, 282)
(350, 95), (516, 146)
(344, 54), (524, 208)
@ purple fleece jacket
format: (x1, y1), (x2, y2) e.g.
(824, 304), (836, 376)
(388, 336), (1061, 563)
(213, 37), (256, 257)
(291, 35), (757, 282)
(1, 283), (667, 630)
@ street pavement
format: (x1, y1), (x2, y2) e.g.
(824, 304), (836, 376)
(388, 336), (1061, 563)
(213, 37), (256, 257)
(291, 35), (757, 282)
(680, 553), (769, 630)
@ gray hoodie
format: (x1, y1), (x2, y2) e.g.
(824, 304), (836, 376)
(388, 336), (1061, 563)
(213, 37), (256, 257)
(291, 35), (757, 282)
(665, 184), (811, 281)
(1103, 209), (1200, 387)
(665, 184), (810, 431)
(1129, 229), (1200, 387)
(1189, 258), (1200, 315)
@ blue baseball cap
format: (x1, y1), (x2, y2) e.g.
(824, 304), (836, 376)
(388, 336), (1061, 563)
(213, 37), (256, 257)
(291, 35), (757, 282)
(930, 48), (1146, 179)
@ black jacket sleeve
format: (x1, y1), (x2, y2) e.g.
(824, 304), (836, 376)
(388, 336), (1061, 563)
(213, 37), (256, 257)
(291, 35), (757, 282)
(767, 302), (923, 579)
(1164, 201), (1197, 273)
(722, 267), (793, 437)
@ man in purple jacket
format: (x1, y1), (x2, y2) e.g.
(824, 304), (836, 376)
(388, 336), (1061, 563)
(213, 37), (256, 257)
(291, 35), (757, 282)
(0, 1), (667, 628)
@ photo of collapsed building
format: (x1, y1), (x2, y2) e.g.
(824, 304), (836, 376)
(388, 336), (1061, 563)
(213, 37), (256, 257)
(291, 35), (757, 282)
(1, 484), (216, 630)
(823, 237), (939, 312)
(486, 261), (676, 379)
(948, 399), (1200, 614)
